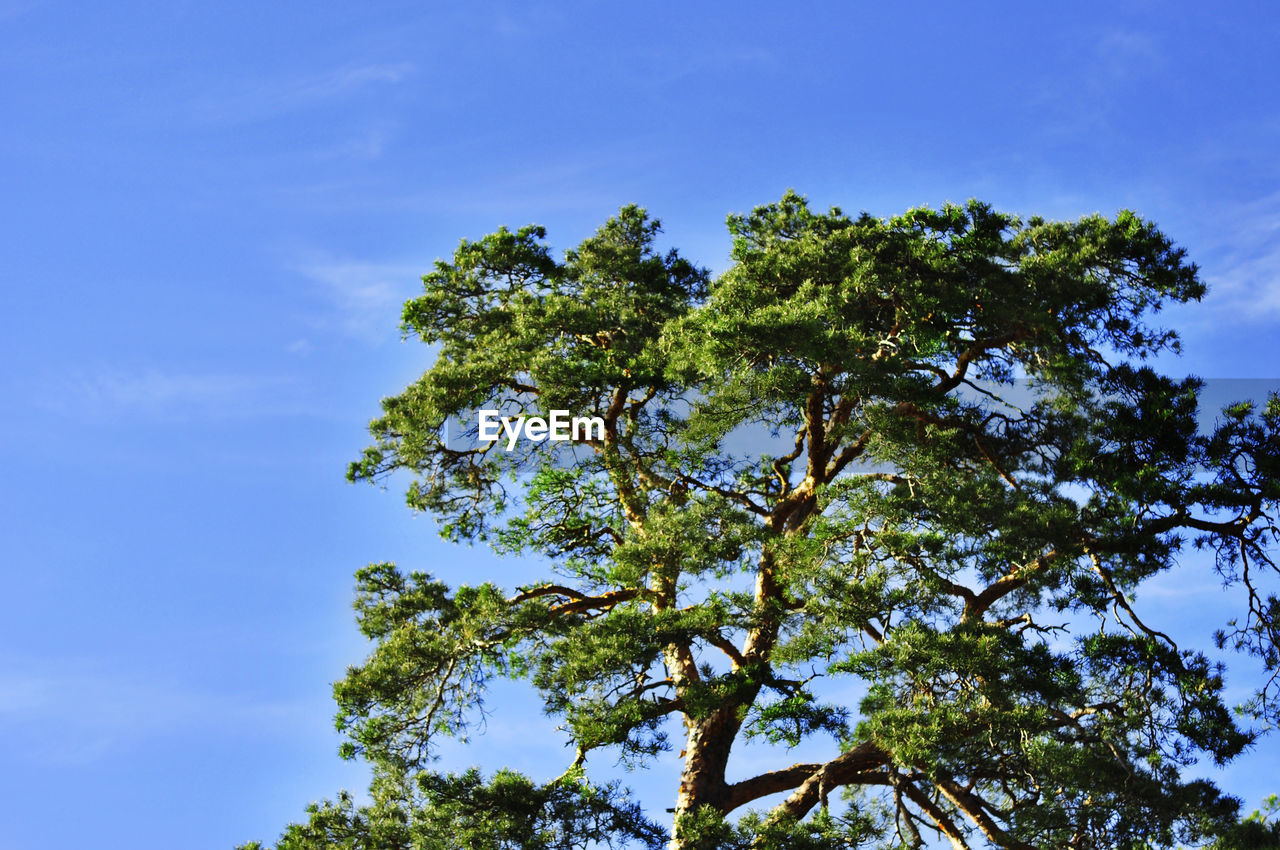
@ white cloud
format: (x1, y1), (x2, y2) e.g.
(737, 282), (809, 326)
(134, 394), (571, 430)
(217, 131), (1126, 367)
(55, 368), (305, 421)
(649, 45), (776, 88)
(292, 258), (424, 342)
(0, 663), (320, 766)
(192, 61), (414, 124)
(1197, 192), (1280, 316)
(317, 125), (394, 161)
(1094, 29), (1165, 81)
(0, 0), (40, 24)
(0, 673), (47, 713)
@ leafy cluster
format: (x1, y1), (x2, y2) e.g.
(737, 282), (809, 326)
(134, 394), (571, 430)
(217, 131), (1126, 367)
(253, 193), (1280, 849)
(240, 769), (666, 850)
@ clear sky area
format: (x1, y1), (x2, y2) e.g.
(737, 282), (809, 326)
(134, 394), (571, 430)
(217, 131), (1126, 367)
(2, 3), (1279, 848)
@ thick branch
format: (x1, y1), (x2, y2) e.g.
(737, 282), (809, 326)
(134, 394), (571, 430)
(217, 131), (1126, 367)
(509, 585), (645, 616)
(723, 761), (824, 812)
(747, 740), (889, 818)
(963, 549), (1062, 622)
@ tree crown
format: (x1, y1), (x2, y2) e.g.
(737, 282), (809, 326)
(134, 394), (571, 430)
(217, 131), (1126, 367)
(260, 192), (1280, 850)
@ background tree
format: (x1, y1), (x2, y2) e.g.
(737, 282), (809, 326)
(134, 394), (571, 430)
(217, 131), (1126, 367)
(250, 193), (1280, 849)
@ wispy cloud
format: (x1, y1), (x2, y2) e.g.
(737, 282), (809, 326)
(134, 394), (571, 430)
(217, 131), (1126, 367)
(486, 4), (569, 39)
(1197, 194), (1280, 317)
(0, 664), (319, 766)
(1093, 29), (1165, 82)
(1025, 28), (1167, 141)
(292, 257), (424, 342)
(314, 124), (395, 161)
(193, 61), (414, 124)
(53, 368), (305, 421)
(0, 0), (40, 24)
(648, 45), (776, 88)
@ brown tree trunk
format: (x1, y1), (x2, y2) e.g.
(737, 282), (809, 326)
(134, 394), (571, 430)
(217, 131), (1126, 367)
(670, 705), (739, 849)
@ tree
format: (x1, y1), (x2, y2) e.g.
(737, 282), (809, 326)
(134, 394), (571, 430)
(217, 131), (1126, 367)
(249, 193), (1280, 849)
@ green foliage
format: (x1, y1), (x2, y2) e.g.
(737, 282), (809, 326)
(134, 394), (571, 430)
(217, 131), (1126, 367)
(238, 769), (665, 850)
(251, 193), (1280, 849)
(1202, 794), (1280, 850)
(668, 804), (877, 850)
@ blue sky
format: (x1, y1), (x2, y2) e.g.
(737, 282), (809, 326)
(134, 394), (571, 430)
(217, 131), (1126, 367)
(2, 2), (1279, 847)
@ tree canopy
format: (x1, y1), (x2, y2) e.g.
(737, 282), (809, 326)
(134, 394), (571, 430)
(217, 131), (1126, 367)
(248, 193), (1280, 849)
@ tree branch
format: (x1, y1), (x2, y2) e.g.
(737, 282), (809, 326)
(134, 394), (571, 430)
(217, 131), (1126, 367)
(739, 740), (889, 817)
(935, 776), (1035, 850)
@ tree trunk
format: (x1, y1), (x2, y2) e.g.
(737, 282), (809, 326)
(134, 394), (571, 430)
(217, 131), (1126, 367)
(670, 706), (738, 849)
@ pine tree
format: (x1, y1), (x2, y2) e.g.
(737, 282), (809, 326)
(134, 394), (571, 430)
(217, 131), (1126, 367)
(250, 193), (1280, 849)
